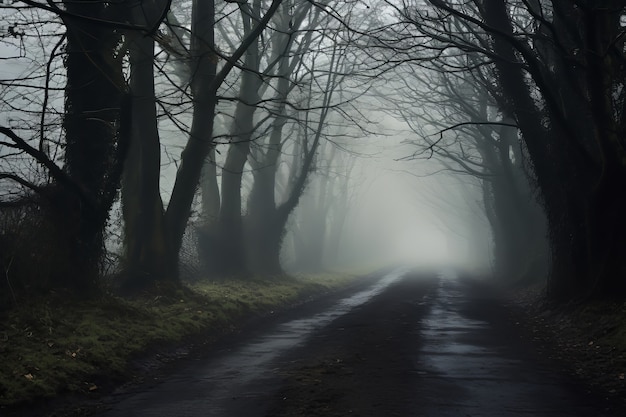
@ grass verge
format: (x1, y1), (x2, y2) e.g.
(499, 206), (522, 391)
(0, 272), (358, 411)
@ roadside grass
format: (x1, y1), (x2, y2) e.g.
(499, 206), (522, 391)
(0, 272), (358, 409)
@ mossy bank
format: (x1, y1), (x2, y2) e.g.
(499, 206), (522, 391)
(0, 272), (359, 413)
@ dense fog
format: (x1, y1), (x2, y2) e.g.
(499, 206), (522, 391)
(280, 127), (494, 273)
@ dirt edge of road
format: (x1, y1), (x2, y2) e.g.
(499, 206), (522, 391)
(505, 285), (626, 414)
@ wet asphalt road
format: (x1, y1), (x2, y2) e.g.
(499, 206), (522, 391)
(95, 268), (617, 417)
(409, 276), (608, 417)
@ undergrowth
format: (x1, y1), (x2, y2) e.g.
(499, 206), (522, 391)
(0, 272), (357, 409)
(515, 289), (626, 411)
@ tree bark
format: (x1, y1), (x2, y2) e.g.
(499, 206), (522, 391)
(60, 0), (128, 292)
(212, 6), (263, 275)
(122, 30), (172, 287)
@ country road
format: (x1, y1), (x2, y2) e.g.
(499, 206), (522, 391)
(95, 268), (618, 417)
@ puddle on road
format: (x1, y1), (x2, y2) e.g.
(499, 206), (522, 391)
(420, 277), (497, 362)
(101, 267), (409, 417)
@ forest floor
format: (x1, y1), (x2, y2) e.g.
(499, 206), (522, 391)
(506, 285), (626, 412)
(0, 270), (371, 416)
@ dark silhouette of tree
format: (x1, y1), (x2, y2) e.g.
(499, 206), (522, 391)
(59, 0), (131, 291)
(121, 0), (173, 288)
(0, 1), (158, 297)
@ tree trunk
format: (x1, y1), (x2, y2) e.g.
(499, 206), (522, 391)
(246, 157), (285, 274)
(213, 54), (262, 275)
(197, 148), (220, 272)
(245, 66), (287, 273)
(583, 4), (626, 298)
(483, 0), (591, 301)
(61, 0), (127, 292)
(201, 148), (220, 224)
(122, 32), (173, 288)
(162, 0), (218, 279)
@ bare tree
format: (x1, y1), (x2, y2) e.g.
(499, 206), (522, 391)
(119, 0), (283, 287)
(0, 1), (158, 296)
